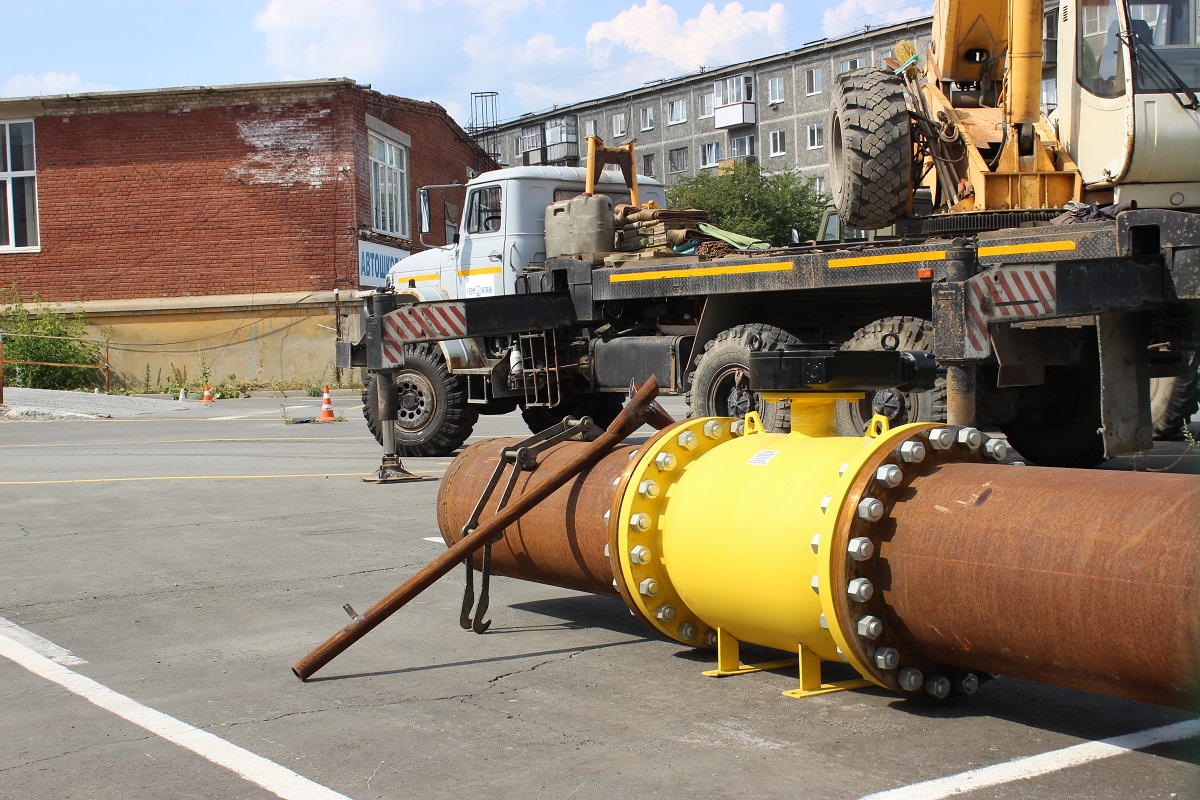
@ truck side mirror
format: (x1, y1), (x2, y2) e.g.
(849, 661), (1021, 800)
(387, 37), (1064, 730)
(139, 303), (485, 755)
(418, 188), (431, 235)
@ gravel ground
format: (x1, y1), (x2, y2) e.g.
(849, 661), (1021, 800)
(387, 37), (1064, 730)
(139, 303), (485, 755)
(0, 388), (241, 420)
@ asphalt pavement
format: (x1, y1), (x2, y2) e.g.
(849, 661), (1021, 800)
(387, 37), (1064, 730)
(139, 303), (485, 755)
(1, 391), (1197, 800)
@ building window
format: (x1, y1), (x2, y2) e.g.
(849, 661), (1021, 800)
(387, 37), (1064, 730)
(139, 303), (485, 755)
(465, 185), (502, 234)
(805, 68), (822, 95)
(730, 135), (755, 158)
(640, 107), (655, 131)
(699, 92), (715, 118)
(613, 113), (627, 138)
(520, 123), (544, 152)
(815, 176), (826, 195)
(1, 121), (38, 249)
(767, 76), (785, 104)
(545, 116), (577, 146)
(840, 57), (865, 73)
(700, 141), (722, 167)
(1041, 77), (1058, 113)
(714, 75), (754, 106)
(370, 132), (409, 237)
(668, 147), (689, 173)
(880, 49), (895, 61)
(769, 129), (786, 156)
(807, 122), (825, 149)
(668, 98), (688, 125)
(642, 153), (656, 178)
(585, 120), (597, 138)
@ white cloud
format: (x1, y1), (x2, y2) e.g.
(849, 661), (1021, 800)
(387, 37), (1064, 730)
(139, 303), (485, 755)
(254, 0), (397, 79)
(822, 0), (931, 40)
(586, 1), (788, 72)
(1, 71), (116, 98)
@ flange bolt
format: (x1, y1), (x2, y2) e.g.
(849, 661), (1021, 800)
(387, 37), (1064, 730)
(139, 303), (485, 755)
(630, 545), (652, 564)
(679, 622), (699, 640)
(874, 647), (900, 670)
(638, 479), (660, 499)
(898, 667), (924, 692)
(926, 676), (951, 699)
(954, 673), (980, 695)
(985, 439), (1008, 460)
(703, 420), (725, 439)
(704, 630), (718, 647)
(857, 615), (883, 639)
(639, 578), (660, 597)
(655, 603), (676, 621)
(899, 441), (926, 463)
(848, 537), (875, 561)
(857, 497), (884, 522)
(629, 513), (652, 532)
(957, 427), (983, 449)
(876, 464), (903, 488)
(678, 431), (699, 451)
(655, 452), (678, 471)
(847, 577), (874, 602)
(928, 428), (953, 450)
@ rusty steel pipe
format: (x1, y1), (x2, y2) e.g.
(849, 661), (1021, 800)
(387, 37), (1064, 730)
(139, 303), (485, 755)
(438, 439), (643, 596)
(292, 378), (665, 682)
(882, 462), (1200, 708)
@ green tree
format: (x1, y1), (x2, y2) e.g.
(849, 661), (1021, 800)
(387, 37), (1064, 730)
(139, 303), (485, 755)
(1, 286), (102, 390)
(666, 160), (825, 245)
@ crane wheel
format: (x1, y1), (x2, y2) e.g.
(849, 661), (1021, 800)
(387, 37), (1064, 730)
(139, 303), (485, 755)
(686, 323), (803, 431)
(835, 316), (945, 435)
(828, 68), (913, 231)
(362, 344), (479, 457)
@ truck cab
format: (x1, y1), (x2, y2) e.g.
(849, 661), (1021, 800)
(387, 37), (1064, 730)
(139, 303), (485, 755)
(387, 166), (667, 299)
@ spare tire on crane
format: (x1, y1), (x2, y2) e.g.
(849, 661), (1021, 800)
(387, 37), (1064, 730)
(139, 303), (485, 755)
(828, 68), (913, 231)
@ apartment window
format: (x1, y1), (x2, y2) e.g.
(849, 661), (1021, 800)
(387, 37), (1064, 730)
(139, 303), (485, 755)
(699, 92), (715, 118)
(668, 98), (688, 124)
(700, 141), (722, 167)
(840, 57), (865, 73)
(769, 129), (786, 156)
(465, 185), (502, 234)
(640, 107), (655, 131)
(714, 75), (754, 106)
(730, 135), (755, 158)
(805, 68), (822, 95)
(642, 153), (656, 178)
(370, 132), (409, 237)
(612, 113), (627, 138)
(815, 176), (826, 195)
(585, 119), (597, 137)
(880, 49), (895, 61)
(1, 121), (39, 249)
(1041, 77), (1058, 113)
(520, 123), (543, 152)
(545, 116), (577, 146)
(807, 122), (825, 149)
(669, 147), (689, 173)
(767, 76), (785, 104)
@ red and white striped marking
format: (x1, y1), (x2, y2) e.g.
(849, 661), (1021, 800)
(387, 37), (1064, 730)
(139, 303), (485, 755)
(964, 266), (1057, 358)
(381, 302), (468, 365)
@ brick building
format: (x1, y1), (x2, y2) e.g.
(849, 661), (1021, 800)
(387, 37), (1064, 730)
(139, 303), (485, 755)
(0, 78), (489, 387)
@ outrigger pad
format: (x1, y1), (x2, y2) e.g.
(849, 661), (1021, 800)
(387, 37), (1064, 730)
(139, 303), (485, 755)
(362, 455), (437, 484)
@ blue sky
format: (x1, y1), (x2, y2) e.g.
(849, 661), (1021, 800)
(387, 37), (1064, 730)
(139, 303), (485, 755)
(1, 1), (929, 124)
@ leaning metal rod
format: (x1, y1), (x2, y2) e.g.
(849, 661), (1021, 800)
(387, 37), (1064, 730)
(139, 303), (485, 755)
(292, 377), (666, 681)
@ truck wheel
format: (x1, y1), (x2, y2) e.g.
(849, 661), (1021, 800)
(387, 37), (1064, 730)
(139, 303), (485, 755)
(1150, 357), (1199, 441)
(519, 390), (624, 434)
(361, 345), (479, 457)
(835, 316), (945, 435)
(687, 324), (802, 431)
(829, 68), (912, 231)
(1001, 352), (1106, 468)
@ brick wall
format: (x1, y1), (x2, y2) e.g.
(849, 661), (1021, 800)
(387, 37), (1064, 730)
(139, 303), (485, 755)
(0, 81), (488, 304)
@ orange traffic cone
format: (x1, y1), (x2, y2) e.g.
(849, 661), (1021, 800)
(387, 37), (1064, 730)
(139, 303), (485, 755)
(316, 385), (337, 422)
(201, 385), (214, 403)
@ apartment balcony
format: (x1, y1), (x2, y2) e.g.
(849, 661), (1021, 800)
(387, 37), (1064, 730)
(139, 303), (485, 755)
(714, 101), (757, 129)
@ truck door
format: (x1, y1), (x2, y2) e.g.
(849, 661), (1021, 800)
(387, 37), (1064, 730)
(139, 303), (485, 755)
(457, 183), (506, 298)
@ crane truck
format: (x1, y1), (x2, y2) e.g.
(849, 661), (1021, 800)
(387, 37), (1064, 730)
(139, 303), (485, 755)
(340, 0), (1200, 468)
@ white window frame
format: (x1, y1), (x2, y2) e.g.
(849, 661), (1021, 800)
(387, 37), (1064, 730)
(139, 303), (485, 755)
(369, 131), (410, 238)
(805, 68), (822, 95)
(767, 76), (785, 104)
(642, 152), (656, 178)
(640, 107), (655, 131)
(730, 135), (755, 159)
(612, 113), (627, 138)
(0, 120), (40, 251)
(700, 141), (721, 167)
(698, 92), (715, 118)
(668, 147), (689, 173)
(769, 129), (786, 157)
(585, 119), (597, 138)
(714, 75), (754, 107)
(807, 122), (824, 149)
(668, 98), (688, 125)
(815, 176), (826, 195)
(840, 57), (865, 73)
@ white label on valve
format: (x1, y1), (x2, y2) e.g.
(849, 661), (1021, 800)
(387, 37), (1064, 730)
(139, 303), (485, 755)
(746, 449), (780, 466)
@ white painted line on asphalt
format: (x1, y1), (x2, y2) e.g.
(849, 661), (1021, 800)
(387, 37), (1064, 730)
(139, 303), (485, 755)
(858, 718), (1200, 800)
(422, 537), (444, 544)
(210, 405), (309, 421)
(0, 617), (87, 666)
(0, 632), (351, 800)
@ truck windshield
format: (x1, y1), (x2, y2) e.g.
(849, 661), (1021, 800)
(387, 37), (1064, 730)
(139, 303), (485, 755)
(1127, 0), (1200, 92)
